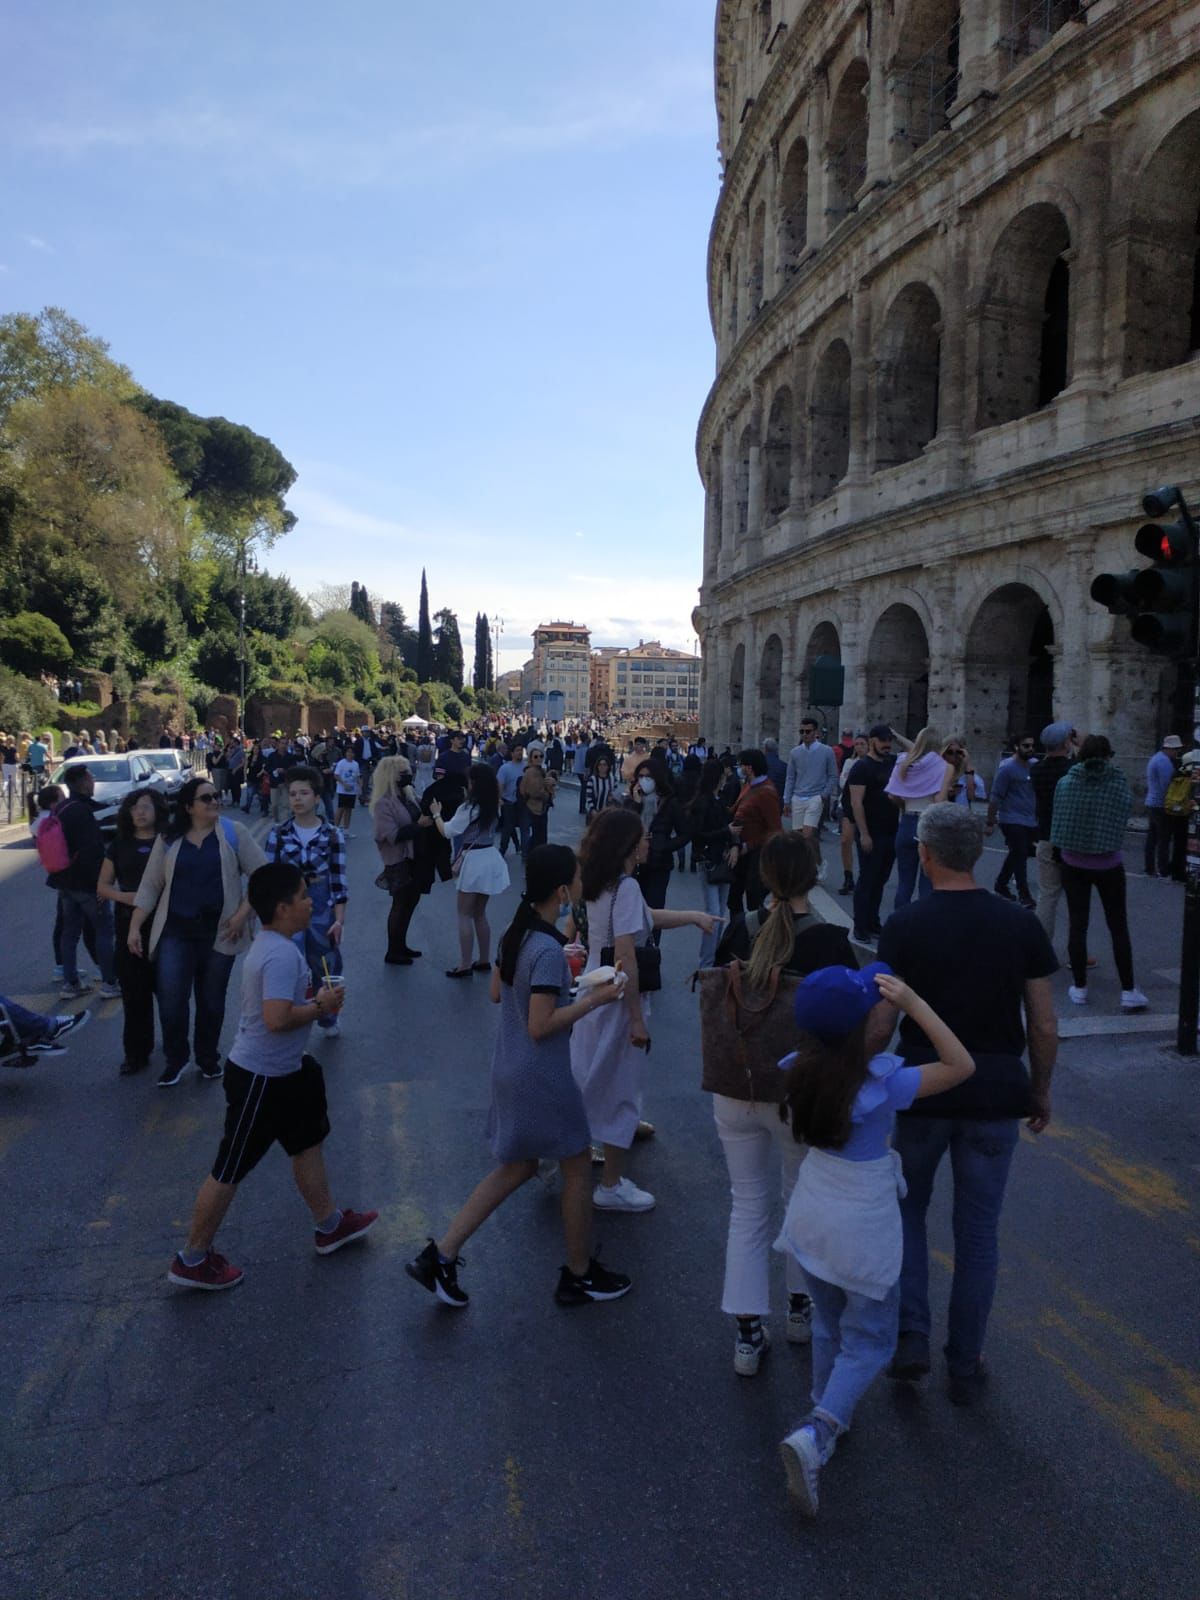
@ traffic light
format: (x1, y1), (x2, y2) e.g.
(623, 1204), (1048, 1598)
(1091, 485), (1199, 655)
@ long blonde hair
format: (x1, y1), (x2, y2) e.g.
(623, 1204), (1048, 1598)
(370, 755), (415, 813)
(745, 833), (819, 990)
(898, 725), (941, 775)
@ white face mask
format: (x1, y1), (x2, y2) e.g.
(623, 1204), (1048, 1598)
(638, 776), (656, 795)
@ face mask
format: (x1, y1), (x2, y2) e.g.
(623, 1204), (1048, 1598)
(639, 776), (655, 795)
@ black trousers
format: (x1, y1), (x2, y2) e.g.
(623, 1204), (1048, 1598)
(995, 823), (1036, 900)
(1144, 808), (1187, 879)
(853, 835), (896, 938)
(115, 934), (157, 1066)
(637, 862), (671, 946)
(1061, 861), (1135, 989)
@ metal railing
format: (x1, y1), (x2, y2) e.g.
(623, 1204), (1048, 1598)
(892, 18), (961, 154)
(998, 0), (1085, 73)
(2, 767), (35, 828)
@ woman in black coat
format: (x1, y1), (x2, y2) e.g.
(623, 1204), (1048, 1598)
(628, 755), (689, 942)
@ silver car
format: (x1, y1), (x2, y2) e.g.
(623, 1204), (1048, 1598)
(48, 754), (173, 832)
(128, 748), (190, 794)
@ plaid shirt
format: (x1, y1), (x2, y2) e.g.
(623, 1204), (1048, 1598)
(264, 818), (349, 904)
(1049, 759), (1131, 856)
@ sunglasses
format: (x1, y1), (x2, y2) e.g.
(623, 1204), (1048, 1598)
(195, 792), (219, 803)
(945, 747), (964, 756)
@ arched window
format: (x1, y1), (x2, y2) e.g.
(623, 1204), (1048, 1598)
(748, 203), (767, 316)
(764, 388), (793, 517)
(778, 138), (809, 277)
(735, 425), (755, 542)
(826, 60), (870, 224)
(1122, 110), (1200, 377)
(976, 204), (1071, 429)
(891, 2), (961, 158)
(875, 284), (942, 468)
(811, 340), (852, 501)
(1001, 0), (1084, 70)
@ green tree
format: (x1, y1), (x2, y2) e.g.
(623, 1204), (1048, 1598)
(416, 569), (434, 683)
(126, 592), (187, 672)
(194, 630), (244, 696)
(433, 608), (464, 692)
(310, 611), (381, 699)
(379, 600), (417, 670)
(0, 610), (71, 676)
(349, 580), (376, 628)
(25, 551), (123, 668)
(0, 306), (138, 423)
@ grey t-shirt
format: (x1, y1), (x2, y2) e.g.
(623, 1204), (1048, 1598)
(230, 930), (312, 1078)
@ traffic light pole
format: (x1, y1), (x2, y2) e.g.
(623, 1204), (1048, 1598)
(1174, 490), (1199, 1056)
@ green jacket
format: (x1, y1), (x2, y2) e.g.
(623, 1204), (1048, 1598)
(1049, 758), (1131, 855)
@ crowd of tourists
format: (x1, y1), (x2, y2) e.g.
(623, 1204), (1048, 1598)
(4, 704), (1191, 1523)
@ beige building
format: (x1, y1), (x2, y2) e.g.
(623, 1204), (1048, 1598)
(590, 647), (622, 715)
(695, 0), (1200, 780)
(523, 622), (592, 718)
(600, 642), (702, 718)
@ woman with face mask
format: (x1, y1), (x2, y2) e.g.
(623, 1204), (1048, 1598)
(629, 755), (689, 942)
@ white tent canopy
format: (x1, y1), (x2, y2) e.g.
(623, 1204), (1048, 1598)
(402, 715), (429, 728)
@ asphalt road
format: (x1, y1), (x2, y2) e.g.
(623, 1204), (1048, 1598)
(1, 794), (1198, 1599)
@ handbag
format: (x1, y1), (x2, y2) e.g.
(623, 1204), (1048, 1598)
(599, 876), (662, 993)
(696, 959), (800, 1104)
(375, 861), (412, 893)
(702, 858), (735, 886)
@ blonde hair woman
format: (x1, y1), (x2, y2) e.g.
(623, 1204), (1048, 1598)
(706, 832), (856, 1375)
(371, 756), (424, 964)
(884, 726), (952, 909)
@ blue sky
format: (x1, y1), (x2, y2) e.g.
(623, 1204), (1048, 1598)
(1, 1), (719, 675)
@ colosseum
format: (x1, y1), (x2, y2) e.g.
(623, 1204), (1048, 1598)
(694, 0), (1200, 781)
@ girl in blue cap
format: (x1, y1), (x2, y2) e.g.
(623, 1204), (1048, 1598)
(775, 961), (974, 1518)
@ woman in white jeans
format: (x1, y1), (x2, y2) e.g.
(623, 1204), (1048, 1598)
(707, 833), (856, 1375)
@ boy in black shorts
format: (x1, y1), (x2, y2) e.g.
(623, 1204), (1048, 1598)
(167, 861), (377, 1291)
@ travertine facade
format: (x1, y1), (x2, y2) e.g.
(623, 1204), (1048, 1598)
(695, 0), (1200, 780)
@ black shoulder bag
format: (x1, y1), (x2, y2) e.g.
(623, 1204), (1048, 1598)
(600, 876), (662, 993)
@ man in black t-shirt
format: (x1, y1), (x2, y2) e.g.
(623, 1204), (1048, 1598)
(848, 724), (899, 946)
(50, 766), (120, 1001)
(877, 803), (1058, 1405)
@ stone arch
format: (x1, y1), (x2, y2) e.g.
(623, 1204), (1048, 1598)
(976, 203), (1072, 429)
(764, 387), (793, 517)
(801, 620), (842, 719)
(826, 59), (870, 224)
(759, 632), (783, 740)
(963, 583), (1056, 763)
(735, 422), (756, 543)
(875, 282), (942, 468)
(730, 641), (746, 747)
(708, 444), (724, 571)
(1122, 108), (1200, 377)
(865, 603), (930, 737)
(890, 1), (961, 156)
(748, 201), (767, 316)
(811, 339), (852, 501)
(778, 137), (810, 277)
(725, 235), (740, 344)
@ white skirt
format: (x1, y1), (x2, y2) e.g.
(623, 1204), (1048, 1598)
(454, 844), (510, 897)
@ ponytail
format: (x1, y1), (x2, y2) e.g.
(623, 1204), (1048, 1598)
(744, 897), (797, 990)
(497, 842), (579, 987)
(498, 898), (541, 987)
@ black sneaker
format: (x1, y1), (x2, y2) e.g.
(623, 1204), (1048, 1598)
(839, 875), (854, 895)
(158, 1061), (187, 1088)
(993, 885), (1016, 902)
(405, 1239), (468, 1307)
(554, 1257), (632, 1306)
(889, 1330), (932, 1380)
(948, 1358), (988, 1407)
(118, 1058), (149, 1076)
(198, 1062), (224, 1081)
(44, 1010), (92, 1045)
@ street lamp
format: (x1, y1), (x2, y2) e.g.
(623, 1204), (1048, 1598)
(492, 615), (504, 694)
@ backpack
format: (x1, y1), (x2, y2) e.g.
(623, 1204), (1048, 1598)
(1164, 772), (1192, 817)
(36, 803), (74, 876)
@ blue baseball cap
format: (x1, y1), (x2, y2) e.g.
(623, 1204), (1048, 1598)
(792, 961), (893, 1044)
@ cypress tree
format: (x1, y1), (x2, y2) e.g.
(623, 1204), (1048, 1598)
(416, 569), (434, 682)
(483, 613), (494, 690)
(433, 608), (464, 691)
(472, 612), (487, 690)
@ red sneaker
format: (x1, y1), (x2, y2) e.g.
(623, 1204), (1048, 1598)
(314, 1207), (379, 1256)
(167, 1250), (244, 1291)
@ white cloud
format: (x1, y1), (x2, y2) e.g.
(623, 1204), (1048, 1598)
(22, 234), (52, 252)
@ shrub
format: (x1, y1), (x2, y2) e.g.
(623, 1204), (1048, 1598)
(0, 611), (72, 677)
(0, 666), (60, 733)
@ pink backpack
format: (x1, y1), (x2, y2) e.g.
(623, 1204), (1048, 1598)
(36, 803), (74, 876)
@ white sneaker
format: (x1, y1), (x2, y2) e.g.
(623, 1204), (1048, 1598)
(1067, 986), (1088, 1005)
(1120, 988), (1148, 1012)
(786, 1295), (813, 1344)
(780, 1426), (826, 1517)
(592, 1177), (655, 1212)
(734, 1321), (771, 1376)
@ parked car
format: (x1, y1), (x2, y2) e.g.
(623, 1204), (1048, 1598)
(128, 748), (189, 793)
(48, 754), (173, 833)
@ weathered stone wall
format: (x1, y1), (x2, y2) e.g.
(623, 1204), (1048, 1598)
(306, 699), (343, 737)
(245, 696), (305, 740)
(206, 696), (239, 739)
(698, 0), (1200, 787)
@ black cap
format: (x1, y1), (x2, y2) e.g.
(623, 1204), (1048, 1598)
(868, 723), (893, 740)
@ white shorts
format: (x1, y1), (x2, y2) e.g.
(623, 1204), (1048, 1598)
(791, 796), (824, 831)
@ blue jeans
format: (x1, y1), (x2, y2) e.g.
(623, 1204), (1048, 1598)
(852, 833), (896, 939)
(499, 800), (526, 856)
(1, 996), (53, 1044)
(155, 934), (236, 1073)
(294, 877), (342, 1032)
(59, 889), (116, 986)
(893, 1115), (1020, 1376)
(893, 812), (933, 910)
(805, 1273), (900, 1433)
(698, 865), (730, 966)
